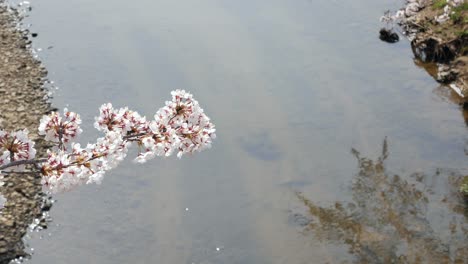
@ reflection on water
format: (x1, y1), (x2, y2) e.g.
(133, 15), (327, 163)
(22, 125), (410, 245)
(296, 138), (467, 263)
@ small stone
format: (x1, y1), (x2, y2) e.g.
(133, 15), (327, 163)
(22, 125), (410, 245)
(3, 219), (15, 227)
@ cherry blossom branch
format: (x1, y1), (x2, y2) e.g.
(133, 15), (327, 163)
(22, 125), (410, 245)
(0, 158), (47, 171)
(0, 90), (216, 194)
(0, 170), (41, 175)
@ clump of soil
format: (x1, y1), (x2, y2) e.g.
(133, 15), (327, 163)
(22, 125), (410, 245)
(0, 2), (53, 263)
(404, 0), (467, 96)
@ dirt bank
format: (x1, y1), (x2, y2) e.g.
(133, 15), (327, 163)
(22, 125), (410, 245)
(402, 0), (467, 97)
(381, 0), (468, 198)
(0, 2), (53, 263)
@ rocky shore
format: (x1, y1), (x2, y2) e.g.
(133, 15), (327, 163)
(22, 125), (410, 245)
(381, 0), (468, 198)
(408, 0), (468, 196)
(399, 0), (467, 97)
(0, 2), (53, 263)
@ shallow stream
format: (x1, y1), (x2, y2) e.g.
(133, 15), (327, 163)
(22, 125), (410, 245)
(13, 0), (468, 263)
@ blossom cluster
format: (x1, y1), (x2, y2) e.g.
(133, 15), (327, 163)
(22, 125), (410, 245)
(0, 129), (36, 170)
(0, 90), (216, 194)
(38, 109), (82, 145)
(94, 90), (216, 161)
(40, 131), (129, 192)
(0, 129), (37, 210)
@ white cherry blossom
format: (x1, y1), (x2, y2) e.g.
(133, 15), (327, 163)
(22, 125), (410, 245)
(1, 90), (216, 194)
(0, 129), (36, 171)
(38, 109), (82, 144)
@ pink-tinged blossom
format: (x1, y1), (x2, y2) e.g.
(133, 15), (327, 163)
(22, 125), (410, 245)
(120, 110), (150, 136)
(133, 127), (180, 163)
(134, 136), (157, 163)
(166, 90), (216, 158)
(41, 146), (100, 193)
(41, 131), (129, 193)
(0, 129), (36, 170)
(94, 104), (150, 136)
(35, 90), (215, 193)
(38, 109), (82, 144)
(41, 150), (76, 192)
(175, 120), (216, 158)
(90, 131), (129, 171)
(0, 151), (10, 167)
(94, 103), (123, 133)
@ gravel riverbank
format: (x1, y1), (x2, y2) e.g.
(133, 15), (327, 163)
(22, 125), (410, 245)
(0, 2), (53, 263)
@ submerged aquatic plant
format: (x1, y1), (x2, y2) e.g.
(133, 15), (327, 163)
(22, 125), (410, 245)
(0, 90), (216, 195)
(295, 138), (467, 263)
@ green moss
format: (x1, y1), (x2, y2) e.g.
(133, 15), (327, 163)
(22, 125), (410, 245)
(433, 0), (447, 9)
(451, 3), (468, 23)
(450, 12), (462, 23)
(453, 2), (468, 11)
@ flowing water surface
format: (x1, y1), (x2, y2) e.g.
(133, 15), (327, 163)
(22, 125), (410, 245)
(11, 0), (468, 263)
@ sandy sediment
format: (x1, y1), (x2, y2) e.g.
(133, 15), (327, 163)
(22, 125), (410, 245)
(0, 2), (53, 263)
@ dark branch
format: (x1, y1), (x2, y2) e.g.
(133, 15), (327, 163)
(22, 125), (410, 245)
(0, 158), (47, 171)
